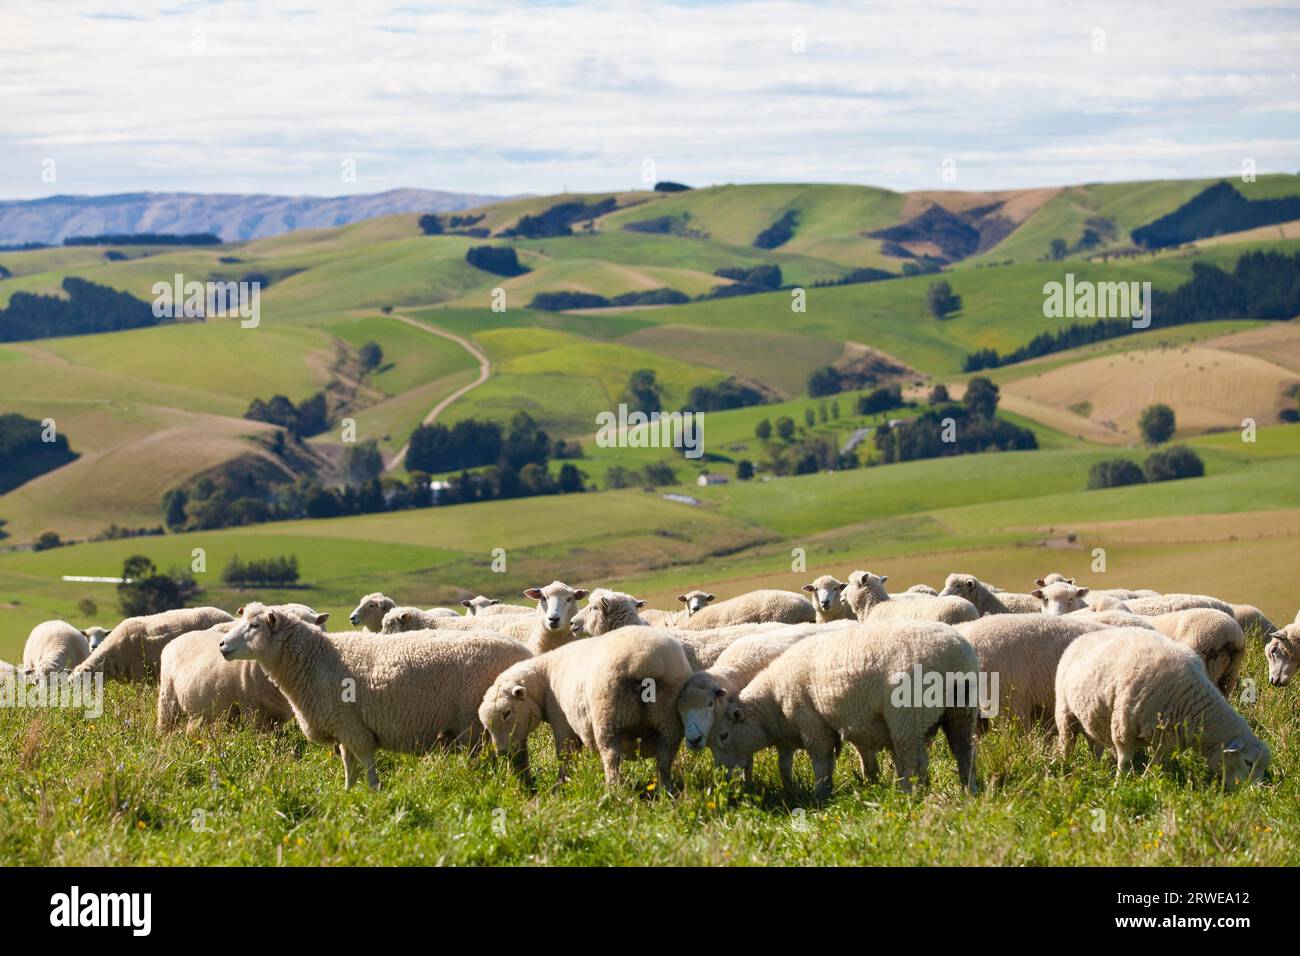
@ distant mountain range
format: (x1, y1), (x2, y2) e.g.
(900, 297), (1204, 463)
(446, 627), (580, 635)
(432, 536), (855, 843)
(0, 188), (505, 244)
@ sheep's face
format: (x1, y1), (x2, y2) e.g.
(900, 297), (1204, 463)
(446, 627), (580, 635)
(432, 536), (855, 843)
(841, 571), (887, 618)
(801, 576), (847, 615)
(939, 574), (981, 600)
(219, 605), (291, 662)
(573, 590), (645, 637)
(1034, 583), (1090, 615)
(462, 596), (499, 616)
(349, 593), (394, 630)
(1217, 736), (1271, 790)
(524, 581), (589, 633)
(83, 626), (109, 651)
(677, 591), (715, 616)
(479, 680), (540, 753)
(707, 700), (753, 770)
(381, 609), (420, 634)
(1034, 573), (1074, 587)
(1266, 629), (1298, 687)
(677, 674), (728, 751)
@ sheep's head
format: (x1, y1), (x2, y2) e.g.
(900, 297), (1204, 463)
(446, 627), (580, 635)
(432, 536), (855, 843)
(801, 575), (847, 615)
(677, 672), (728, 751)
(82, 626), (109, 651)
(1033, 582), (1090, 615)
(523, 581), (588, 633)
(479, 669), (543, 754)
(707, 698), (758, 771)
(676, 590), (715, 616)
(1034, 572), (1074, 587)
(939, 574), (984, 601)
(841, 570), (889, 619)
(1216, 734), (1271, 790)
(572, 589), (645, 637)
(381, 607), (422, 634)
(220, 603), (304, 663)
(349, 592), (395, 630)
(1266, 626), (1299, 687)
(906, 584), (938, 596)
(461, 595), (500, 616)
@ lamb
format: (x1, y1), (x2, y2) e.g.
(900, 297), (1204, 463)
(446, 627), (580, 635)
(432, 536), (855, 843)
(675, 589), (814, 630)
(1142, 610), (1245, 697)
(906, 584), (938, 596)
(639, 608), (682, 627)
(677, 626), (817, 750)
(1120, 593), (1234, 617)
(381, 606), (463, 633)
(1265, 624), (1299, 686)
(22, 621), (91, 676)
(953, 614), (1126, 728)
(940, 574), (1041, 615)
(463, 597), (532, 618)
(348, 592), (396, 631)
(706, 620), (979, 801)
(1033, 582), (1092, 615)
(1055, 627), (1270, 789)
(1229, 604), (1276, 639)
(570, 588), (647, 636)
(218, 604), (531, 788)
(677, 590), (716, 617)
(801, 575), (854, 623)
(1034, 573), (1075, 587)
(641, 590), (715, 627)
(84, 626), (109, 651)
(156, 603), (329, 734)
(842, 571), (979, 625)
(74, 606), (234, 681)
(478, 627), (693, 792)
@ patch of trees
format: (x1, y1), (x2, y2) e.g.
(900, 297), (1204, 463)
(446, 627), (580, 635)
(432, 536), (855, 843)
(856, 384), (905, 415)
(927, 281), (961, 319)
(653, 181), (692, 192)
(963, 251), (1300, 371)
(244, 391), (329, 438)
(63, 233), (222, 246)
(812, 267), (894, 287)
(221, 554), (300, 588)
(0, 412), (77, 494)
(753, 211), (799, 249)
(685, 378), (766, 411)
(714, 264), (782, 290)
(870, 205), (980, 262)
(420, 212), (487, 236)
(503, 198), (618, 238)
(407, 419), (504, 473)
(622, 369), (663, 414)
(118, 555), (199, 616)
(0, 277), (158, 343)
(604, 462), (679, 489)
(1086, 446), (1205, 489)
(466, 245), (528, 276)
(807, 366), (842, 397)
(1132, 182), (1300, 249)
(526, 287), (689, 310)
(1138, 403), (1176, 445)
(872, 377), (1036, 464)
(621, 212), (706, 238)
(358, 340), (383, 372)
(0, 265), (10, 278)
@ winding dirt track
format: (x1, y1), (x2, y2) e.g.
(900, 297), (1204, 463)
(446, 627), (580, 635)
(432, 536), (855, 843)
(384, 313), (491, 471)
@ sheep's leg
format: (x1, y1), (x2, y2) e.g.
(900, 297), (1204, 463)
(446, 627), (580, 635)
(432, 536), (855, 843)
(891, 740), (929, 793)
(942, 707), (978, 793)
(742, 756), (754, 785)
(599, 746), (623, 789)
(776, 747), (796, 790)
(654, 735), (678, 796)
(360, 749), (380, 790)
(509, 747), (535, 790)
(848, 738), (879, 784)
(340, 745), (358, 789)
(1054, 702), (1079, 762)
(808, 744), (836, 805)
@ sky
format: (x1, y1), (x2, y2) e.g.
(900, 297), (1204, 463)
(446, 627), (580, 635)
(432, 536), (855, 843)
(1, 0), (1298, 200)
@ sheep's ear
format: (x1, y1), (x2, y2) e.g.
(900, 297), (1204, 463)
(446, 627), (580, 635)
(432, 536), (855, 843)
(713, 686), (727, 699)
(314, 612), (330, 626)
(596, 597), (609, 612)
(1269, 630), (1286, 641)
(510, 684), (527, 700)
(265, 610), (280, 629)
(461, 599), (473, 608)
(677, 595), (688, 603)
(489, 599), (501, 606)
(1031, 589), (1044, 600)
(705, 594), (715, 602)
(1224, 738), (1244, 755)
(1033, 578), (1046, 587)
(635, 599), (647, 608)
(573, 589), (590, 600)
(523, 587), (544, 601)
(236, 605), (245, 616)
(801, 584), (815, 592)
(1076, 587), (1089, 597)
(880, 576), (888, 584)
(728, 704), (744, 723)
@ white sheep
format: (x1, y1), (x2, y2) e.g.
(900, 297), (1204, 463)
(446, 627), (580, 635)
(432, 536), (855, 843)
(1120, 593), (1234, 617)
(940, 573), (1041, 614)
(677, 625), (817, 751)
(677, 590), (716, 617)
(463, 597), (532, 617)
(842, 571), (978, 625)
(570, 588), (647, 637)
(520, 580), (590, 653)
(1033, 582), (1092, 615)
(706, 620), (980, 800)
(74, 606), (235, 681)
(156, 603), (328, 734)
(348, 592), (396, 631)
(1143, 609), (1246, 697)
(801, 575), (854, 623)
(1055, 627), (1270, 788)
(906, 584), (938, 596)
(479, 626), (694, 792)
(22, 620), (91, 676)
(1229, 604), (1276, 639)
(218, 604), (532, 788)
(84, 626), (109, 651)
(1265, 623), (1299, 686)
(380, 605), (463, 633)
(675, 589), (814, 630)
(639, 590), (715, 627)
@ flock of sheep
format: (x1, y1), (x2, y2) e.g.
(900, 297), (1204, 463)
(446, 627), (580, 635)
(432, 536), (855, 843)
(6, 568), (1297, 801)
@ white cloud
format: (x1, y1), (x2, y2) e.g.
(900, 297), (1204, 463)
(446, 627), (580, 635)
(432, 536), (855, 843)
(0, 0), (1297, 197)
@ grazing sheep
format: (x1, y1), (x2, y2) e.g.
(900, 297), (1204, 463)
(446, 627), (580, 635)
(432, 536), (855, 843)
(570, 588), (648, 636)
(156, 603), (329, 734)
(74, 607), (235, 681)
(1034, 582), (1092, 615)
(953, 615), (1129, 729)
(22, 621), (91, 676)
(1140, 610), (1245, 696)
(348, 592), (396, 631)
(707, 620), (980, 800)
(84, 626), (109, 651)
(1055, 627), (1270, 789)
(1229, 604), (1276, 639)
(842, 571), (978, 625)
(801, 575), (854, 623)
(906, 584), (938, 596)
(218, 604), (532, 788)
(640, 590), (715, 626)
(639, 608), (682, 627)
(677, 626), (816, 751)
(1265, 624), (1299, 686)
(940, 574), (1041, 615)
(676, 589), (814, 630)
(1120, 593), (1234, 617)
(478, 627), (694, 792)
(381, 606), (462, 633)
(469, 599), (533, 618)
(1083, 594), (1131, 612)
